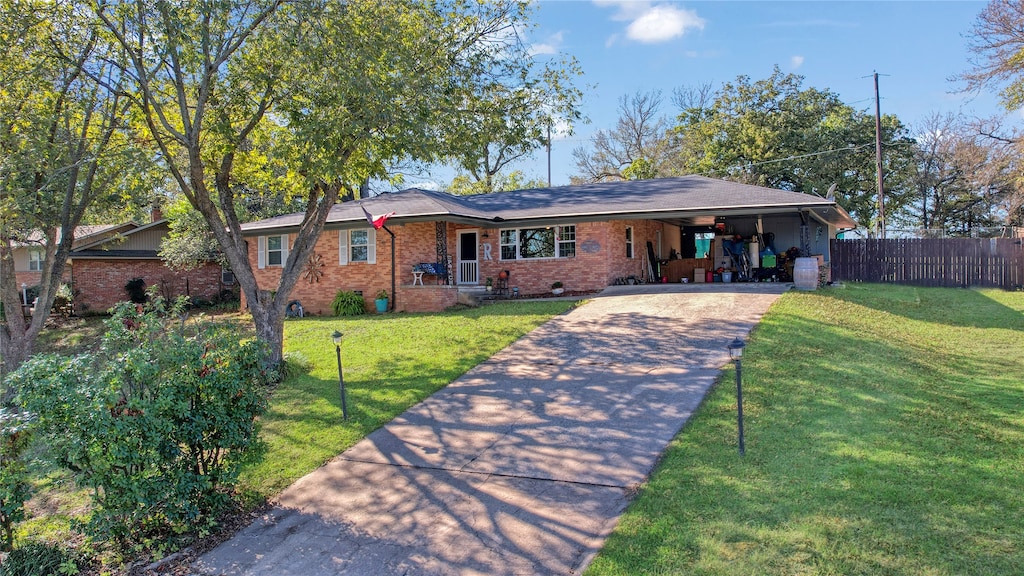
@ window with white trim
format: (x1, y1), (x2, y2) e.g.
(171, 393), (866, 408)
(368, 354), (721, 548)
(625, 226), (634, 258)
(257, 234), (289, 269)
(267, 235), (285, 266)
(28, 249), (44, 271)
(339, 228), (376, 265)
(499, 225), (576, 260)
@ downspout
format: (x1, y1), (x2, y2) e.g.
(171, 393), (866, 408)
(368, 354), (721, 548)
(383, 225), (396, 312)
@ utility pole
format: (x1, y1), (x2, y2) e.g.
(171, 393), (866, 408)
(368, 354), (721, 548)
(874, 72), (885, 239)
(546, 121), (552, 187)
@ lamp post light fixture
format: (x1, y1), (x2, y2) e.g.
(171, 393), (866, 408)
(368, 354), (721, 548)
(332, 330), (348, 420)
(727, 337), (747, 456)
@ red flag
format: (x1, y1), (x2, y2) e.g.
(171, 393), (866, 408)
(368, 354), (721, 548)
(361, 204), (395, 230)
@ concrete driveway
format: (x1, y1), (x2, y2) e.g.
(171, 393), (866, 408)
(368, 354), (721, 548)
(194, 283), (788, 575)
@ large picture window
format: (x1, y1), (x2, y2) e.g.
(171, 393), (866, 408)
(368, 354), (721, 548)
(499, 225), (576, 260)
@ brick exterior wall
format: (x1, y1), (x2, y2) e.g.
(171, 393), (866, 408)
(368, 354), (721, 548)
(246, 224), (459, 315)
(72, 259), (223, 313)
(13, 271), (42, 291)
(243, 218), (675, 314)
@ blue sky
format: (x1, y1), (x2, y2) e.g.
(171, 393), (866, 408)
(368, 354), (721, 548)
(415, 1), (1007, 189)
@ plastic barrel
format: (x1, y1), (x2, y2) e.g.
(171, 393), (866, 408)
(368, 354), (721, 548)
(793, 257), (819, 290)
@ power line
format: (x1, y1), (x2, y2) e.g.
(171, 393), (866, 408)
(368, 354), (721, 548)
(720, 143), (875, 173)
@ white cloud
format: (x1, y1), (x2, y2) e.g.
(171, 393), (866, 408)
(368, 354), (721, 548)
(408, 180), (441, 191)
(790, 55), (805, 69)
(530, 31), (564, 56)
(596, 1), (705, 44)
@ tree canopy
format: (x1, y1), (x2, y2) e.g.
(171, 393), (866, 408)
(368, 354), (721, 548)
(91, 0), (569, 364)
(448, 54), (584, 192)
(672, 68), (917, 230)
(0, 1), (154, 378)
(572, 91), (676, 183)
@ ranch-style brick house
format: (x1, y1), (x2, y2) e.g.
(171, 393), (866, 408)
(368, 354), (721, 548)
(240, 176), (857, 314)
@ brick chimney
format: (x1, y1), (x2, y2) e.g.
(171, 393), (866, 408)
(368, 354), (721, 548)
(151, 206), (164, 222)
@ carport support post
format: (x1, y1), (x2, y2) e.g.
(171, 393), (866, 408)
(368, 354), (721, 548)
(727, 337), (747, 456)
(333, 330), (348, 420)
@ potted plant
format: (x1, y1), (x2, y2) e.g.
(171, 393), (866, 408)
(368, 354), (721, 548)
(374, 289), (389, 313)
(485, 278), (493, 292)
(551, 281), (564, 296)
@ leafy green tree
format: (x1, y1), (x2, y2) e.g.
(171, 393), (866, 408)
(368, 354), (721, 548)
(672, 68), (917, 232)
(447, 55), (584, 192)
(13, 297), (268, 548)
(160, 188), (308, 272)
(0, 2), (153, 380)
(447, 171), (548, 195)
(95, 0), (558, 365)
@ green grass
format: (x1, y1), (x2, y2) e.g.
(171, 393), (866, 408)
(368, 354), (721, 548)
(238, 300), (577, 502)
(586, 284), (1024, 576)
(17, 301), (575, 548)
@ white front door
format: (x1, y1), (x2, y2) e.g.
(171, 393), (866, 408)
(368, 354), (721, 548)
(457, 230), (479, 284)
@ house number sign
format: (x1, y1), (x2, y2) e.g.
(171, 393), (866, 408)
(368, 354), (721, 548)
(580, 240), (600, 254)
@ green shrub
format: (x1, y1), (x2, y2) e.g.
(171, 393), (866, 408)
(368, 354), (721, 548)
(0, 409), (33, 552)
(0, 541), (83, 576)
(331, 290), (365, 316)
(12, 297), (269, 549)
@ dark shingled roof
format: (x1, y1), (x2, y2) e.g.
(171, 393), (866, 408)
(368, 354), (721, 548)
(240, 175), (857, 234)
(69, 249), (160, 259)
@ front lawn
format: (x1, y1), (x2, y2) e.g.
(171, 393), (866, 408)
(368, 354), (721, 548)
(16, 300), (576, 556)
(586, 284), (1024, 576)
(238, 300), (577, 502)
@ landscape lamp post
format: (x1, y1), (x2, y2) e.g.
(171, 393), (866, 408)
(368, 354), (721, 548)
(333, 330), (348, 420)
(727, 337), (747, 456)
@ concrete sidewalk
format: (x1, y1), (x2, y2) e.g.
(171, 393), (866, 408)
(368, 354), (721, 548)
(194, 284), (787, 575)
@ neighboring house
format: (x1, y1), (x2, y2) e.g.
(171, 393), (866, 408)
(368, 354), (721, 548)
(10, 211), (228, 314)
(11, 223), (136, 291)
(69, 218), (226, 313)
(240, 176), (858, 314)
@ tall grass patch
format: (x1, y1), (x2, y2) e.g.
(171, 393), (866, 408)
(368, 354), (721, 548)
(587, 285), (1024, 576)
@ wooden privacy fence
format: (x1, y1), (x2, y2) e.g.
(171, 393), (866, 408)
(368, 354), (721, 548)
(831, 238), (1024, 290)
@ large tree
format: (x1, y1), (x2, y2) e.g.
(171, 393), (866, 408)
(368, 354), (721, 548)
(448, 55), (584, 192)
(961, 0), (1024, 111)
(906, 113), (1018, 235)
(95, 0), (558, 364)
(959, 0), (1024, 229)
(672, 68), (917, 232)
(572, 91), (676, 183)
(0, 2), (148, 380)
